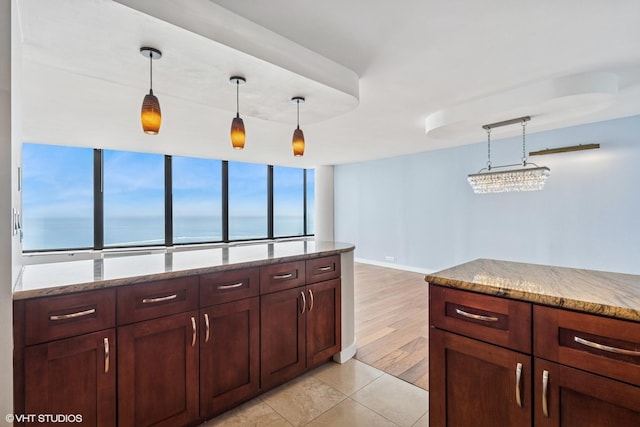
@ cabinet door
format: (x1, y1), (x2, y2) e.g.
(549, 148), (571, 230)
(430, 328), (532, 427)
(261, 287), (306, 390)
(306, 279), (341, 368)
(24, 329), (116, 426)
(118, 311), (199, 427)
(200, 297), (260, 418)
(534, 358), (640, 427)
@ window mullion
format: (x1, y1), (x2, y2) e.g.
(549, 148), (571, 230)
(93, 149), (104, 250)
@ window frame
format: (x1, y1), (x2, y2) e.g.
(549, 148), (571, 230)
(21, 145), (314, 253)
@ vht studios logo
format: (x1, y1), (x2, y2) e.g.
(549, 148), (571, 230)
(6, 413), (83, 423)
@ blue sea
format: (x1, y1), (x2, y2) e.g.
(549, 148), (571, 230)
(22, 215), (312, 251)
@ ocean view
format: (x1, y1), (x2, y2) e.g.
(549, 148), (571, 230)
(23, 215), (312, 251)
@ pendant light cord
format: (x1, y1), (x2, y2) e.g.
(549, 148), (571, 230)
(236, 80), (240, 116)
(296, 99), (300, 129)
(521, 120), (527, 165)
(486, 128), (492, 170)
(149, 52), (153, 92)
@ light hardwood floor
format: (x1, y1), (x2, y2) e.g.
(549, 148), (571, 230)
(354, 262), (429, 390)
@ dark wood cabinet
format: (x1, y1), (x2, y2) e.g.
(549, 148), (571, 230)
(534, 358), (640, 427)
(260, 286), (306, 389)
(200, 297), (260, 418)
(117, 311), (199, 427)
(429, 283), (640, 427)
(24, 329), (116, 426)
(15, 254), (343, 426)
(430, 328), (532, 427)
(261, 257), (341, 390)
(306, 278), (341, 368)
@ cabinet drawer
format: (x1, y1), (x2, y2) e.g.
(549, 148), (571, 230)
(200, 267), (260, 307)
(534, 305), (640, 386)
(429, 285), (532, 353)
(306, 255), (341, 284)
(117, 276), (198, 325)
(24, 289), (116, 346)
(260, 261), (305, 294)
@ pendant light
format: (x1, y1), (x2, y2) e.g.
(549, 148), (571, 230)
(291, 96), (305, 157)
(140, 47), (162, 135)
(467, 116), (550, 193)
(230, 76), (246, 149)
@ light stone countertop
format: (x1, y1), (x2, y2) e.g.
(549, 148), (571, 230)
(14, 240), (355, 300)
(425, 258), (640, 322)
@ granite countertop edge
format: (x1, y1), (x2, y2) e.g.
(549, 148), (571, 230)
(425, 259), (640, 323)
(14, 242), (355, 300)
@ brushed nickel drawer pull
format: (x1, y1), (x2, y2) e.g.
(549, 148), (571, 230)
(454, 308), (499, 322)
(274, 273), (294, 280)
(50, 308), (96, 321)
(308, 289), (314, 311)
(191, 316), (197, 348)
(574, 336), (640, 357)
(515, 363), (523, 408)
(142, 294), (177, 304)
(104, 337), (110, 374)
(317, 266), (333, 272)
(217, 282), (244, 290)
(542, 370), (549, 418)
(300, 291), (306, 314)
(204, 313), (210, 344)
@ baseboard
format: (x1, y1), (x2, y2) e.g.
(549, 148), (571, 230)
(333, 339), (357, 364)
(354, 257), (433, 274)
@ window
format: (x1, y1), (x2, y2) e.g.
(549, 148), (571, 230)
(172, 156), (222, 244)
(22, 144), (314, 252)
(273, 166), (304, 237)
(228, 161), (268, 240)
(103, 150), (165, 247)
(22, 143), (94, 251)
(306, 169), (315, 235)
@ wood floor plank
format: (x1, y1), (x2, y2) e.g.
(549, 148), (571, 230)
(353, 262), (429, 390)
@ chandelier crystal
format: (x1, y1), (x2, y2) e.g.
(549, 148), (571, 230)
(468, 116), (550, 194)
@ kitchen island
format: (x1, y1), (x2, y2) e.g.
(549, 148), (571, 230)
(426, 258), (640, 427)
(13, 240), (355, 426)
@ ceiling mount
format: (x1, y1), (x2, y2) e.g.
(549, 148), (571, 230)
(140, 46), (162, 60)
(229, 76), (246, 85)
(482, 116), (530, 130)
(291, 96), (305, 104)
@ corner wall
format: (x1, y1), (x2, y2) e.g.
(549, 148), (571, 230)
(335, 115), (640, 275)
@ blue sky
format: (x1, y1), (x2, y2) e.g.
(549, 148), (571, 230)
(23, 143), (309, 219)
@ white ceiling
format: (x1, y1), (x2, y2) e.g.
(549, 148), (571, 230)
(16, 0), (640, 168)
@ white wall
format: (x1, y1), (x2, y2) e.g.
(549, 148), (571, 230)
(335, 115), (640, 275)
(0, 0), (18, 417)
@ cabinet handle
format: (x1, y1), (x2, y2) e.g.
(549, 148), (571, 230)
(300, 291), (306, 314)
(542, 370), (549, 418)
(103, 337), (110, 374)
(308, 289), (314, 311)
(49, 308), (96, 321)
(515, 363), (523, 408)
(574, 336), (640, 357)
(274, 273), (293, 280)
(317, 266), (333, 272)
(204, 313), (210, 344)
(454, 308), (498, 322)
(217, 282), (244, 290)
(191, 316), (197, 348)
(142, 294), (177, 304)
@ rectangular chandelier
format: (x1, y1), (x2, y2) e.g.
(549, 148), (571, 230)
(468, 116), (550, 194)
(468, 166), (550, 194)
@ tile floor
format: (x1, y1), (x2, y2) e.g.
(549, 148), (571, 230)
(200, 359), (429, 427)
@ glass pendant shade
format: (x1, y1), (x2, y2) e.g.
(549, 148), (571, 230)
(292, 127), (305, 157)
(468, 166), (550, 194)
(140, 47), (162, 135)
(231, 114), (246, 149)
(141, 89), (161, 135)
